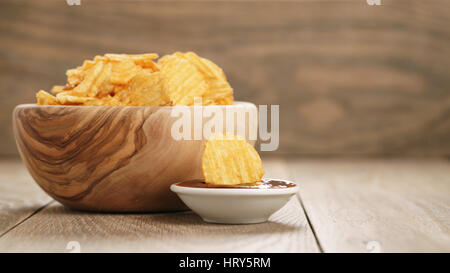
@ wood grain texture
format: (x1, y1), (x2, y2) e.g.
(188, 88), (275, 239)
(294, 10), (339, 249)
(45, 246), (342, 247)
(1, 0), (449, 156)
(0, 158), (320, 253)
(13, 102), (257, 212)
(0, 160), (51, 237)
(290, 159), (450, 252)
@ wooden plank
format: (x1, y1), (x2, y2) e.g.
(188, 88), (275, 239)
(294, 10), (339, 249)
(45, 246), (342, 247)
(1, 0), (450, 156)
(0, 158), (319, 252)
(0, 159), (52, 237)
(289, 159), (450, 252)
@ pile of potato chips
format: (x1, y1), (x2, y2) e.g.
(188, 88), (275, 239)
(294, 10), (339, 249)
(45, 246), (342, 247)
(202, 134), (264, 185)
(36, 52), (234, 106)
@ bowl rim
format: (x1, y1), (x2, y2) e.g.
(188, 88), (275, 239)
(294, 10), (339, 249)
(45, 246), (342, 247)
(170, 178), (299, 196)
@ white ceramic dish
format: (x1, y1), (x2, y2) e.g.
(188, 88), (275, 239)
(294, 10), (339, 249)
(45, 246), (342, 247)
(170, 179), (300, 224)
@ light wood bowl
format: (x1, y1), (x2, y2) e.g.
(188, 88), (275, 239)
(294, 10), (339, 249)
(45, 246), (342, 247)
(13, 102), (258, 212)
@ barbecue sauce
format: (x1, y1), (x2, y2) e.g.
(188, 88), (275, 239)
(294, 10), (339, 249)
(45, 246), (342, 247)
(177, 179), (296, 189)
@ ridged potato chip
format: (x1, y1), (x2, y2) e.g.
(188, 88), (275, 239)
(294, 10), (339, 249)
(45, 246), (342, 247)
(66, 59), (98, 86)
(110, 60), (143, 85)
(203, 79), (234, 105)
(50, 85), (67, 95)
(170, 52), (234, 105)
(36, 90), (58, 105)
(182, 52), (226, 80)
(158, 54), (209, 105)
(70, 61), (114, 97)
(104, 53), (159, 70)
(56, 92), (95, 105)
(124, 71), (170, 106)
(83, 96), (122, 106)
(201, 134), (264, 185)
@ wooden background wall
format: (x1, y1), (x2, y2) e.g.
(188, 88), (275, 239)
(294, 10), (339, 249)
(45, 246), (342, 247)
(1, 0), (449, 156)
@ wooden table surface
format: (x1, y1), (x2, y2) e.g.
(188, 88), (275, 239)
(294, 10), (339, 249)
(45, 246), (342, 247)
(0, 158), (449, 253)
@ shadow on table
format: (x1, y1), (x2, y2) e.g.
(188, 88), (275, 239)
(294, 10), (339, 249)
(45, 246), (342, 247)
(26, 202), (302, 235)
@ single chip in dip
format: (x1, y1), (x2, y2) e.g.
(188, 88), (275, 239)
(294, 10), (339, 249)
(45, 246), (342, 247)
(201, 134), (264, 185)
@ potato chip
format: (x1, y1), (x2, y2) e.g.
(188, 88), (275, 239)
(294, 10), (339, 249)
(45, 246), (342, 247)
(201, 134), (264, 185)
(202, 79), (234, 105)
(105, 53), (159, 71)
(66, 59), (98, 86)
(66, 68), (83, 86)
(83, 96), (122, 106)
(71, 60), (114, 98)
(124, 71), (170, 106)
(56, 92), (95, 105)
(158, 54), (208, 105)
(169, 52), (233, 105)
(200, 57), (227, 80)
(50, 85), (65, 95)
(50, 85), (75, 95)
(36, 90), (58, 105)
(110, 60), (143, 85)
(182, 52), (226, 80)
(197, 56), (233, 105)
(104, 53), (158, 62)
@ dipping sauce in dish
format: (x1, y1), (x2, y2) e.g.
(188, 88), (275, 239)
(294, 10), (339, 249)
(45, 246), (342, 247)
(176, 178), (296, 189)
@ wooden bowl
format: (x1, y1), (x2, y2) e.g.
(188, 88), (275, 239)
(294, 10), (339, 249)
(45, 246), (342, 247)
(13, 102), (258, 212)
